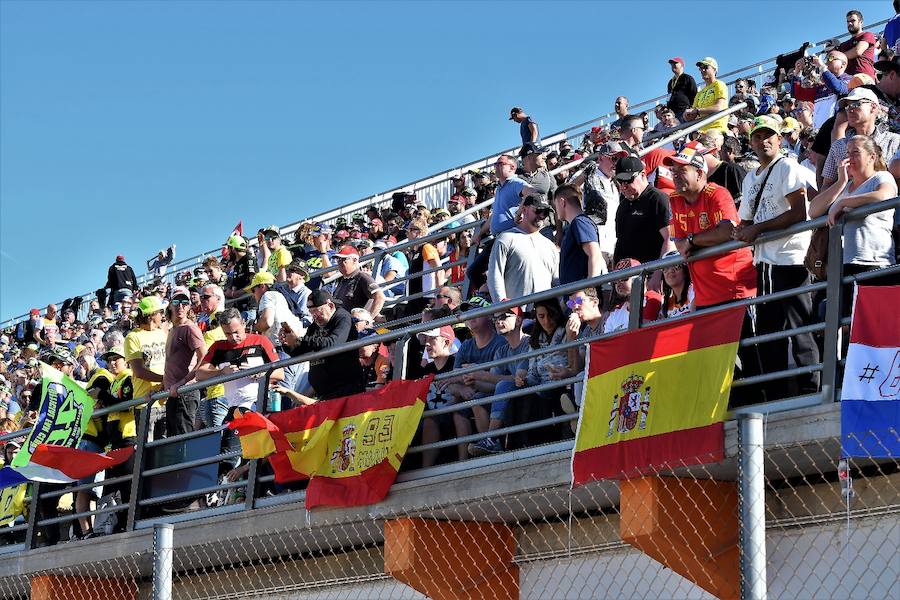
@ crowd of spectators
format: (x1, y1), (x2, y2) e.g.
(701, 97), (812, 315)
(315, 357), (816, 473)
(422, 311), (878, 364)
(1, 5), (899, 544)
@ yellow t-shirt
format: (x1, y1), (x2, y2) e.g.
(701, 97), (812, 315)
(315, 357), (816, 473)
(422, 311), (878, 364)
(203, 320), (226, 399)
(123, 327), (167, 401)
(267, 246), (292, 276)
(692, 80), (729, 133)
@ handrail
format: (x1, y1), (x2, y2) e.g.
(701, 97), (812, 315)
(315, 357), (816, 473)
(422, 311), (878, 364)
(2, 196), (897, 445)
(0, 18), (889, 327)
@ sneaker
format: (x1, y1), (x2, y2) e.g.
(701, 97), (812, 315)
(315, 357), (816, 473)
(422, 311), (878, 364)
(559, 392), (578, 415)
(468, 437), (503, 457)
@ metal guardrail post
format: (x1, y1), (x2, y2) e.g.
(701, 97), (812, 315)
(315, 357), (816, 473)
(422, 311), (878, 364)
(461, 241), (480, 300)
(23, 483), (40, 549)
(244, 370), (271, 509)
(737, 412), (767, 600)
(125, 405), (152, 530)
(394, 335), (410, 380)
(819, 222), (846, 405)
(152, 523), (174, 600)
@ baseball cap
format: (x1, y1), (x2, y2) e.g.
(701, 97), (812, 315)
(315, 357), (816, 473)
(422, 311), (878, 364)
(373, 240), (389, 250)
(171, 286), (190, 300)
(614, 156), (645, 181)
(614, 258), (642, 271)
(101, 346), (125, 361)
(416, 325), (456, 343)
(597, 141), (628, 158)
(263, 225), (281, 237)
(875, 55), (900, 74)
(509, 106), (523, 120)
(137, 296), (164, 316)
(780, 117), (801, 133)
(668, 56), (684, 65)
(460, 294), (492, 311)
(286, 260), (309, 276)
(335, 229), (350, 240)
(335, 246), (360, 259)
(226, 234), (247, 250)
(522, 194), (553, 213)
(308, 289), (339, 308)
(519, 142), (545, 157)
(116, 255), (125, 262)
(494, 300), (524, 317)
(663, 140), (711, 173)
(461, 187), (477, 198)
(312, 224), (332, 236)
(30, 308), (40, 316)
(696, 57), (719, 71)
(244, 271), (275, 292)
(750, 115), (783, 137)
(839, 87), (879, 108)
(448, 194), (465, 205)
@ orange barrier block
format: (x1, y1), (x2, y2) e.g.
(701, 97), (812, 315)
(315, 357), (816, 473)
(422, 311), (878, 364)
(384, 517), (518, 600)
(31, 574), (137, 600)
(620, 476), (740, 600)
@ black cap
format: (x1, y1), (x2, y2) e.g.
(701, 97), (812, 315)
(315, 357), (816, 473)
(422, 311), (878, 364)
(509, 106), (523, 120)
(522, 194), (553, 213)
(875, 55), (900, 74)
(518, 142), (545, 157)
(614, 156), (645, 181)
(308, 289), (340, 308)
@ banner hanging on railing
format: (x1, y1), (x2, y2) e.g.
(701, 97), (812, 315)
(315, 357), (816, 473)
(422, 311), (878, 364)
(572, 309), (743, 485)
(11, 364), (95, 469)
(230, 376), (432, 509)
(840, 285), (900, 459)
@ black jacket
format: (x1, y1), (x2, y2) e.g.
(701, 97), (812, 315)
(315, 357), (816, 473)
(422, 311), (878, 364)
(290, 308), (364, 399)
(667, 73), (698, 115)
(106, 260), (137, 292)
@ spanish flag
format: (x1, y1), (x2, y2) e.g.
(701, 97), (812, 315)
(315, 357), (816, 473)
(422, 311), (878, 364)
(227, 411), (293, 459)
(305, 376), (431, 509)
(572, 308), (743, 485)
(267, 400), (346, 481)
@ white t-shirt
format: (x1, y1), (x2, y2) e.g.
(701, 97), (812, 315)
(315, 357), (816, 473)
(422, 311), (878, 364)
(256, 290), (300, 346)
(739, 157), (811, 266)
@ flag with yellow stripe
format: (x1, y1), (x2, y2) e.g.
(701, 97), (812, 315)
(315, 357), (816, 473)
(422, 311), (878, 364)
(305, 376), (432, 509)
(266, 400), (345, 481)
(227, 411), (294, 459)
(572, 308), (743, 485)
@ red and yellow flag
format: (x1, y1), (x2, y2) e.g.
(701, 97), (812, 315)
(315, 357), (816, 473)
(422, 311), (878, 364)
(572, 308), (743, 485)
(305, 376), (431, 509)
(229, 377), (432, 508)
(227, 411), (294, 459)
(267, 400), (345, 481)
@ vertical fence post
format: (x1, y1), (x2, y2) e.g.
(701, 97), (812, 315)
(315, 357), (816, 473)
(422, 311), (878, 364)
(627, 274), (645, 331)
(152, 523), (174, 600)
(737, 412), (767, 600)
(819, 222), (845, 405)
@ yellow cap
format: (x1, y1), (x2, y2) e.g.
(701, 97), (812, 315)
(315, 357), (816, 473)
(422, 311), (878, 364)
(244, 271), (275, 293)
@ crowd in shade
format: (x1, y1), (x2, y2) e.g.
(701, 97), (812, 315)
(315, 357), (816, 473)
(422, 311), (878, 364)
(1, 5), (899, 544)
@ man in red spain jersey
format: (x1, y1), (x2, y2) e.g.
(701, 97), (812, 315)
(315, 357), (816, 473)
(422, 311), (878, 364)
(665, 140), (756, 309)
(665, 140), (763, 405)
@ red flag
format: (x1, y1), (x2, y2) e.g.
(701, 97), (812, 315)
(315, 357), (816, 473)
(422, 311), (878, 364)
(227, 411), (293, 458)
(222, 220), (244, 260)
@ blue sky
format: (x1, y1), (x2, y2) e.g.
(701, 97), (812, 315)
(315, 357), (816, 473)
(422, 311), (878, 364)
(0, 0), (892, 321)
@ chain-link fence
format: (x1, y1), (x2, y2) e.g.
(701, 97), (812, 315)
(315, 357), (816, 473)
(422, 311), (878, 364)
(4, 419), (894, 599)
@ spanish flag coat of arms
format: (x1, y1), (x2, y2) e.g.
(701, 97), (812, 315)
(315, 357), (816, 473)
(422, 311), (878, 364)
(572, 308), (744, 485)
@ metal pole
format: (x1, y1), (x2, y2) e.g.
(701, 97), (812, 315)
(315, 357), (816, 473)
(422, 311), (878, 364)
(152, 523), (174, 600)
(737, 412), (767, 600)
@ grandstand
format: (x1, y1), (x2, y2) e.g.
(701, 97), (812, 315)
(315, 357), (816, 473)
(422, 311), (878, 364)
(0, 9), (898, 600)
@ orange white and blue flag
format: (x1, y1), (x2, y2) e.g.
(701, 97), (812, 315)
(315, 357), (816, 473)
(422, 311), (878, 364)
(841, 286), (900, 458)
(572, 308), (743, 485)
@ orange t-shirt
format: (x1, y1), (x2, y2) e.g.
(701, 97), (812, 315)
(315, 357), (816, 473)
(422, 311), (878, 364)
(668, 183), (757, 308)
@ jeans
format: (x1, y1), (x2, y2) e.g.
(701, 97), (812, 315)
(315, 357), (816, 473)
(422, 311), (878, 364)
(491, 380), (517, 421)
(166, 389), (199, 438)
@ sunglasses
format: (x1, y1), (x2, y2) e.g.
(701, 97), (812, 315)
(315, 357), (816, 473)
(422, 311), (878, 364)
(200, 294), (214, 300)
(492, 313), (516, 321)
(170, 299), (191, 307)
(844, 100), (873, 111)
(566, 297), (585, 310)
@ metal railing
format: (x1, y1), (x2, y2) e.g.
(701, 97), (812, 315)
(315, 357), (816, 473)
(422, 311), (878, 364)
(3, 16), (888, 329)
(1, 192), (897, 550)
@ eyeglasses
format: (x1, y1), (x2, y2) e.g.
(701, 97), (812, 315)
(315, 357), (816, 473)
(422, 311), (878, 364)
(844, 100), (873, 111)
(170, 299), (191, 307)
(200, 294), (214, 300)
(435, 294), (453, 300)
(566, 297), (585, 310)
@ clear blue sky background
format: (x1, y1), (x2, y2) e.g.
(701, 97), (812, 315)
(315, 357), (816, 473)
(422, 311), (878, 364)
(0, 0), (892, 322)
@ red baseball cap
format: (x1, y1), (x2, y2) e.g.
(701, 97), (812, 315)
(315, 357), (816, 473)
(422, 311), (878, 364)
(116, 255), (125, 261)
(335, 246), (360, 258)
(668, 57), (684, 65)
(416, 325), (456, 343)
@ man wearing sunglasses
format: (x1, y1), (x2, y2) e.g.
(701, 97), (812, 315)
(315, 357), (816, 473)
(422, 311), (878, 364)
(263, 225), (292, 283)
(123, 295), (167, 439)
(821, 87), (900, 190)
(163, 287), (205, 439)
(683, 57), (728, 134)
(612, 156), (673, 268)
